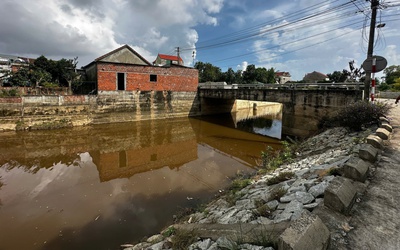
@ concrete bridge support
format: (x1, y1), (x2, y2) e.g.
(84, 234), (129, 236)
(198, 88), (363, 138)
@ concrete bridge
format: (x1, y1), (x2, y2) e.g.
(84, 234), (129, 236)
(198, 83), (364, 137)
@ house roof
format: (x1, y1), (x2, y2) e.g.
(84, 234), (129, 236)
(156, 54), (183, 62)
(82, 44), (152, 68)
(275, 72), (291, 77)
(303, 71), (327, 81)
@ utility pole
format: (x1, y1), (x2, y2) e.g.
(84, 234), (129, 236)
(176, 47), (180, 65)
(364, 0), (379, 101)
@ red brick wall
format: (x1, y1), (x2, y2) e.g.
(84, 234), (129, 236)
(96, 63), (198, 92)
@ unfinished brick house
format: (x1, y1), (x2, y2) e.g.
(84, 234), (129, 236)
(83, 45), (198, 93)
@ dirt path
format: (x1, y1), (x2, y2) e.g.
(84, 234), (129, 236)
(344, 99), (400, 249)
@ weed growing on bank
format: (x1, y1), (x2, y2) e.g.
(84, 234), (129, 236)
(321, 100), (391, 131)
(169, 228), (199, 250)
(266, 171), (295, 185)
(257, 141), (297, 174)
(225, 173), (252, 206)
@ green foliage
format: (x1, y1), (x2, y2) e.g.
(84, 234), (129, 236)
(224, 172), (253, 206)
(327, 70), (350, 83)
(383, 65), (400, 85)
(392, 78), (400, 91)
(242, 64), (276, 84)
(325, 101), (391, 131)
(7, 67), (31, 86)
(266, 172), (295, 186)
(258, 141), (295, 172)
(6, 55), (80, 92)
(162, 226), (176, 237)
(195, 61), (276, 85)
(378, 82), (390, 91)
(0, 88), (20, 97)
(230, 178), (252, 193)
(170, 228), (198, 250)
(194, 61), (222, 82)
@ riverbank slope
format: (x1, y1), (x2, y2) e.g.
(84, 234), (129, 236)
(124, 98), (399, 250)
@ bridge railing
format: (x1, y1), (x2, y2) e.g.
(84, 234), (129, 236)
(198, 82), (364, 90)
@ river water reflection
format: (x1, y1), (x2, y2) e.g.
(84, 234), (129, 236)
(0, 114), (281, 250)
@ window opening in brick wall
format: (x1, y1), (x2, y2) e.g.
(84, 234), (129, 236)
(117, 72), (125, 90)
(150, 74), (157, 82)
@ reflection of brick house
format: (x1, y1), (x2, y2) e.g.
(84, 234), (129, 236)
(83, 45), (197, 92)
(153, 54), (183, 66)
(275, 72), (291, 84)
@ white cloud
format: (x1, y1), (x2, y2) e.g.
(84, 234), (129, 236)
(0, 0), (223, 67)
(238, 61), (248, 71)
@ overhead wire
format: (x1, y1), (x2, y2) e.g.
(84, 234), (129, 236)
(212, 19), (365, 64)
(181, 0), (358, 51)
(178, 0), (397, 69)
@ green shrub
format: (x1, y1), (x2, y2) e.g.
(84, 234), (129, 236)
(0, 88), (20, 97)
(325, 101), (390, 131)
(258, 141), (296, 172)
(162, 226), (176, 237)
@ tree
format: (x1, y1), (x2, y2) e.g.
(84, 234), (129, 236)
(8, 67), (31, 86)
(383, 65), (400, 85)
(222, 67), (236, 84)
(242, 64), (257, 83)
(327, 70), (350, 83)
(194, 62), (222, 82)
(30, 68), (52, 87)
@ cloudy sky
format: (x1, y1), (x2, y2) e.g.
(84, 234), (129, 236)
(1, 0), (399, 80)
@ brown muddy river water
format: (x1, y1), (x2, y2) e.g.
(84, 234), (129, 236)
(0, 114), (281, 250)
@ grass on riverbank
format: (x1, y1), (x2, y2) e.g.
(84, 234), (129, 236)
(257, 140), (298, 174)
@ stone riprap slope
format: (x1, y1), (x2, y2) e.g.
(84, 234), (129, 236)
(124, 125), (380, 250)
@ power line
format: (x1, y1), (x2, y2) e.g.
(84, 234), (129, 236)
(181, 0), (361, 52)
(210, 19), (365, 64)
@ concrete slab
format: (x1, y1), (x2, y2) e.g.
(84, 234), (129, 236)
(343, 156), (371, 182)
(278, 211), (330, 250)
(324, 176), (357, 215)
(359, 144), (379, 162)
(379, 117), (390, 124)
(380, 123), (393, 133)
(376, 128), (391, 140)
(366, 134), (383, 149)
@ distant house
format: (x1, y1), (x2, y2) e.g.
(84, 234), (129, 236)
(153, 54), (183, 66)
(82, 45), (198, 93)
(303, 71), (328, 83)
(275, 72), (291, 84)
(0, 54), (34, 84)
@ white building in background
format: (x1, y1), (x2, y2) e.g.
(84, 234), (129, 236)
(275, 72), (291, 84)
(0, 54), (33, 84)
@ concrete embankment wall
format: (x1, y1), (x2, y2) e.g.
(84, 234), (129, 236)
(0, 91), (200, 131)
